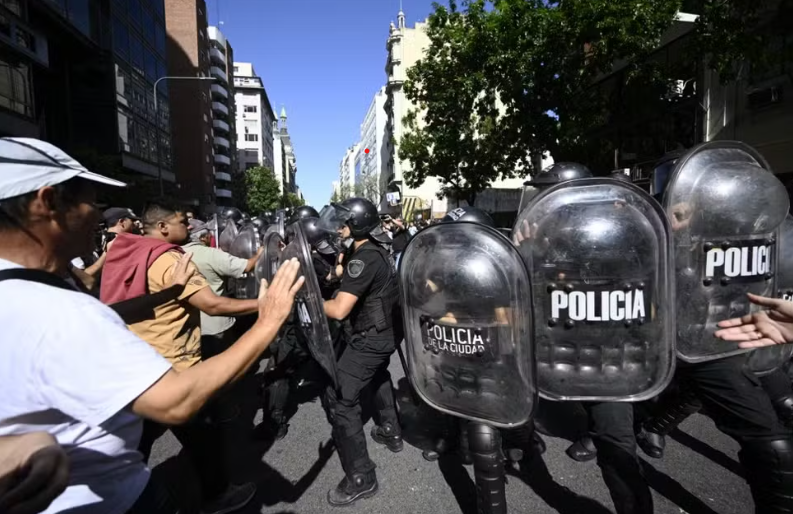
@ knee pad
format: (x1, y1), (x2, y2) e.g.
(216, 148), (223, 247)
(739, 437), (793, 513)
(468, 422), (502, 455)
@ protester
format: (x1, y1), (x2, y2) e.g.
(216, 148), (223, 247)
(100, 200), (271, 513)
(716, 293), (793, 347)
(0, 137), (304, 514)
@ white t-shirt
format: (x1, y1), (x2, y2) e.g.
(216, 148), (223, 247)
(0, 258), (172, 514)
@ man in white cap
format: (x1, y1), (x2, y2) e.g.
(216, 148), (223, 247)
(0, 138), (304, 514)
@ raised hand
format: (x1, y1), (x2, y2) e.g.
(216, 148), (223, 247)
(714, 293), (793, 348)
(257, 258), (305, 328)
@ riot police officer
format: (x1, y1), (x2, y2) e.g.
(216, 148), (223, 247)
(515, 163), (657, 514)
(261, 215), (342, 440)
(319, 197), (403, 507)
(644, 141), (793, 513)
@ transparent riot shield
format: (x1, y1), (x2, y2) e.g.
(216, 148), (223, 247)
(514, 178), (675, 402)
(747, 214), (793, 375)
(255, 231), (284, 286)
(281, 221), (338, 388)
(400, 222), (535, 428)
(228, 225), (262, 299)
(264, 215), (285, 239)
(663, 141), (789, 363)
(218, 219), (238, 252)
(206, 214), (220, 248)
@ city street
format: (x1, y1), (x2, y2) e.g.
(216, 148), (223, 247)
(148, 354), (754, 514)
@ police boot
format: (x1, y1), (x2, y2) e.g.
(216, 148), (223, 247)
(327, 470), (378, 507)
(267, 410), (289, 441)
(468, 422), (507, 514)
(738, 437), (793, 513)
(566, 435), (597, 462)
(370, 423), (403, 453)
(636, 389), (702, 459)
(772, 395), (793, 428)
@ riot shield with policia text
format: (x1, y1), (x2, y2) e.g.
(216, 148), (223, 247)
(513, 178), (675, 402)
(663, 141), (789, 363)
(280, 221), (338, 389)
(400, 221), (536, 428)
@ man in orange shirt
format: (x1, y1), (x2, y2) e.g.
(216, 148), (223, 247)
(105, 200), (262, 514)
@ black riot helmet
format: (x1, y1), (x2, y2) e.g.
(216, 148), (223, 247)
(318, 197), (381, 240)
(250, 216), (267, 230)
(221, 207), (243, 223)
(651, 149), (687, 200)
(441, 205), (495, 228)
(240, 212), (251, 223)
(609, 169), (632, 183)
(288, 205), (319, 225)
(302, 217), (340, 255)
(525, 162), (592, 188)
(260, 210), (275, 225)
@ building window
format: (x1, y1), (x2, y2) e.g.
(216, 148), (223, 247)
(245, 134), (258, 142)
(1, 0), (24, 17)
(154, 22), (165, 56)
(244, 105), (257, 113)
(112, 16), (129, 59)
(129, 34), (144, 76)
(0, 57), (33, 117)
(142, 8), (155, 46)
(128, 0), (142, 28)
(144, 49), (157, 81)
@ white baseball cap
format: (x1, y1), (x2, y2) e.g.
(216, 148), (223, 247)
(0, 138), (126, 201)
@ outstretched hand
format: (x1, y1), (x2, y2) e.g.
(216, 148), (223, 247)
(714, 293), (793, 348)
(168, 253), (196, 290)
(257, 258), (305, 329)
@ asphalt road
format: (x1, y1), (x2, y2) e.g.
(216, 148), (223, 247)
(148, 354), (753, 514)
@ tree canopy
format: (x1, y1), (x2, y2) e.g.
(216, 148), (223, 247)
(399, 0), (773, 201)
(243, 166), (282, 213)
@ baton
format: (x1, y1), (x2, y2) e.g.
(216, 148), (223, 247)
(397, 339), (422, 405)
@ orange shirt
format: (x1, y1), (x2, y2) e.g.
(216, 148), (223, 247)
(127, 251), (209, 371)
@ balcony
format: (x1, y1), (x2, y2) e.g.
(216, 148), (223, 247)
(210, 66), (228, 84)
(211, 83), (228, 99)
(215, 171), (232, 182)
(215, 136), (230, 148)
(216, 188), (232, 198)
(212, 102), (229, 116)
(207, 26), (227, 48)
(213, 119), (230, 133)
(214, 154), (231, 165)
(210, 47), (226, 66)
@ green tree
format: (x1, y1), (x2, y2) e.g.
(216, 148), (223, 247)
(244, 166), (281, 213)
(399, 0), (770, 198)
(282, 192), (305, 208)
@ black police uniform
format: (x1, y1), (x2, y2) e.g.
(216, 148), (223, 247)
(325, 240), (402, 490)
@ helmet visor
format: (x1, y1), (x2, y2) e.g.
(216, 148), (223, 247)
(317, 203), (353, 233)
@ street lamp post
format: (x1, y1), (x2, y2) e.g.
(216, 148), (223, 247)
(153, 75), (216, 196)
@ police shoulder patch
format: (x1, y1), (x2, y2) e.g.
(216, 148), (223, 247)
(348, 259), (365, 278)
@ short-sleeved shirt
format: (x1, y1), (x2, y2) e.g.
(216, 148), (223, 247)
(182, 242), (248, 336)
(127, 250), (209, 370)
(0, 257), (172, 514)
(339, 242), (392, 300)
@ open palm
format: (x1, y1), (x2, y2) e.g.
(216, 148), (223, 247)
(714, 293), (793, 348)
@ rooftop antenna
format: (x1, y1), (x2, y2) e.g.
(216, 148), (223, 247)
(216, 0), (224, 25)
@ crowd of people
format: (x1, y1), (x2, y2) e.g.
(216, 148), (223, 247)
(1, 136), (793, 514)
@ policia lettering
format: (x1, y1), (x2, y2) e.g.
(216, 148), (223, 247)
(423, 322), (488, 356)
(704, 242), (773, 279)
(550, 289), (646, 322)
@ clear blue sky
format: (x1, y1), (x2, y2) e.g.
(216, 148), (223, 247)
(206, 0), (438, 207)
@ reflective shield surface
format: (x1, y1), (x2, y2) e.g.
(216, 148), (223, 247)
(218, 219), (238, 252)
(281, 221), (338, 388)
(255, 231), (284, 286)
(228, 225), (262, 299)
(400, 222), (535, 427)
(663, 141), (789, 363)
(747, 214), (793, 374)
(514, 178), (674, 402)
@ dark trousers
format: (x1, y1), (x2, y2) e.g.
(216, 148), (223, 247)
(678, 355), (790, 440)
(679, 355), (793, 513)
(585, 402), (653, 514)
(126, 474), (180, 514)
(325, 328), (400, 477)
(265, 326), (311, 417)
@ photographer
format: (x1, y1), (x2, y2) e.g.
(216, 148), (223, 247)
(383, 215), (409, 267)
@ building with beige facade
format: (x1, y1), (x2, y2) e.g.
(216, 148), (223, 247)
(381, 8), (544, 220)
